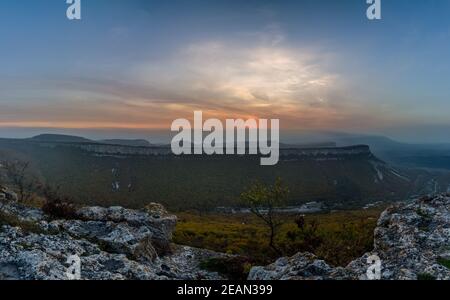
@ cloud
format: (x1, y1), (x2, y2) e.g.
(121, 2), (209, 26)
(130, 37), (346, 125)
(0, 27), (398, 132)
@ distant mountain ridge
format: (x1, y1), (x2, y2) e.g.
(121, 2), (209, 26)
(23, 134), (371, 158)
(2, 132), (450, 211)
(0, 135), (418, 210)
(27, 134), (152, 148)
(99, 139), (153, 147)
(29, 134), (93, 143)
(14, 132), (450, 171)
(284, 131), (450, 170)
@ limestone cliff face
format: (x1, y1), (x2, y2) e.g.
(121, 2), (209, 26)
(32, 139), (372, 160)
(0, 200), (227, 280)
(249, 195), (450, 280)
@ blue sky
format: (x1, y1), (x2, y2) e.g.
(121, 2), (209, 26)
(0, 0), (450, 142)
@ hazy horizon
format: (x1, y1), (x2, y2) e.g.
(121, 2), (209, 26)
(2, 126), (450, 145)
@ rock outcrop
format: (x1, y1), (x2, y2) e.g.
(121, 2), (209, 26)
(0, 186), (18, 202)
(249, 194), (450, 280)
(0, 201), (227, 280)
(2, 193), (450, 280)
(248, 252), (354, 280)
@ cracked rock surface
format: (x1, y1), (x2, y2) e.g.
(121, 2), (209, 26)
(0, 201), (226, 280)
(249, 195), (450, 280)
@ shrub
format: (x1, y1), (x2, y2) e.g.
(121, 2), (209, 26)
(41, 185), (77, 220)
(437, 258), (450, 269)
(175, 208), (381, 268)
(417, 273), (436, 280)
(0, 211), (45, 234)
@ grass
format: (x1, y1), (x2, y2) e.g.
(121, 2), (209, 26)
(417, 273), (436, 280)
(174, 208), (383, 268)
(0, 210), (46, 234)
(438, 258), (450, 269)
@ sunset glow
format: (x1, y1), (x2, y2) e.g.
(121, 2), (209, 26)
(1, 0), (450, 142)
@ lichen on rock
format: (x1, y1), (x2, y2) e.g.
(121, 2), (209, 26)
(249, 195), (450, 280)
(2, 191), (450, 280)
(0, 198), (227, 280)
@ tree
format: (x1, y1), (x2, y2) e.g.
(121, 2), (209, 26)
(1, 160), (40, 203)
(240, 177), (289, 255)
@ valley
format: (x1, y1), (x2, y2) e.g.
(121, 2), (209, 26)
(0, 134), (442, 212)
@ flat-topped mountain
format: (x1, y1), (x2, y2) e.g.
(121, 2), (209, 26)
(21, 134), (373, 159)
(1, 134), (449, 211)
(29, 134), (94, 144)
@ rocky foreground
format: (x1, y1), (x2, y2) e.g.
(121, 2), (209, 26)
(0, 193), (227, 280)
(1, 188), (450, 280)
(249, 195), (450, 280)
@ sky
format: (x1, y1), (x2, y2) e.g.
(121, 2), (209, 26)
(0, 0), (450, 143)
